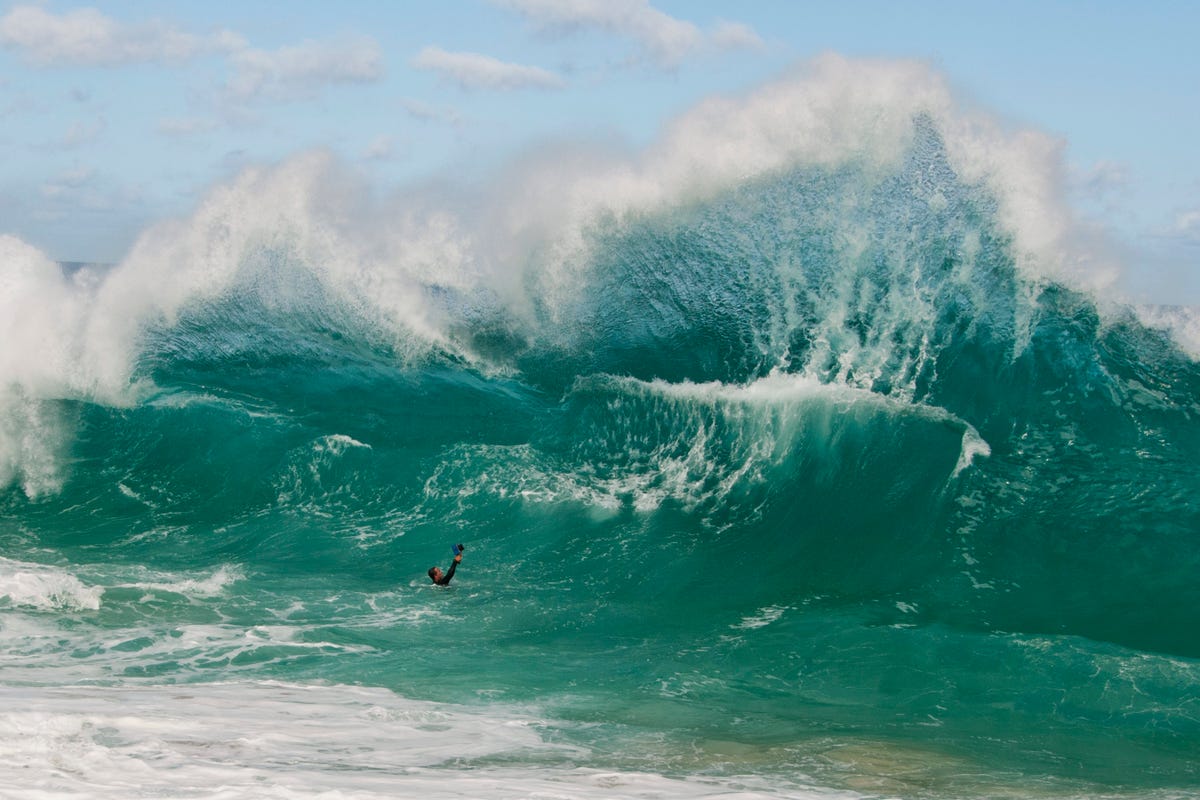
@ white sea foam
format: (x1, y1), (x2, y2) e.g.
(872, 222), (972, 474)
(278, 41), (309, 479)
(115, 564), (244, 598)
(732, 605), (789, 630)
(0, 563), (460, 686)
(1135, 303), (1200, 361)
(953, 425), (993, 478)
(0, 557), (102, 612)
(0, 238), (90, 498)
(0, 681), (848, 800)
(0, 612), (375, 687)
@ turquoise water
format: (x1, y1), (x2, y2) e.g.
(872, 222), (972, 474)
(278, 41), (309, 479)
(1, 116), (1198, 799)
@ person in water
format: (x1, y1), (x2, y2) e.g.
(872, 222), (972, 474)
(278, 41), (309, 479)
(428, 550), (463, 586)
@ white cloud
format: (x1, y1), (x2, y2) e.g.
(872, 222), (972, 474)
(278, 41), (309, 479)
(34, 165), (145, 220)
(0, 5), (383, 108)
(225, 38), (384, 102)
(400, 97), (464, 127)
(0, 4), (239, 67)
(411, 46), (566, 91)
(711, 20), (765, 52)
(493, 0), (763, 67)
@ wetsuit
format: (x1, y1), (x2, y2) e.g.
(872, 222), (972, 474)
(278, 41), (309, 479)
(433, 559), (458, 586)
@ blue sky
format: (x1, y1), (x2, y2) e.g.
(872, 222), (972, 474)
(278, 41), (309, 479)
(1, 0), (1197, 302)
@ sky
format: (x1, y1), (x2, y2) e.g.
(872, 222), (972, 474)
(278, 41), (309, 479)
(1, 0), (1198, 303)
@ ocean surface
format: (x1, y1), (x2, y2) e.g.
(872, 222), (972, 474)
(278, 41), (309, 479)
(2, 61), (1198, 799)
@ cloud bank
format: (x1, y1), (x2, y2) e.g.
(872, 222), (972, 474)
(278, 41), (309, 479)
(0, 4), (384, 104)
(493, 0), (764, 66)
(225, 38), (384, 102)
(411, 46), (565, 91)
(0, 4), (240, 66)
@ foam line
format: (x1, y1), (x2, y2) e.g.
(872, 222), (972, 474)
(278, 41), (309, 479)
(0, 682), (847, 799)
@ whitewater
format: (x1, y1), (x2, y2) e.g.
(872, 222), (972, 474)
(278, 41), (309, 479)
(1, 55), (1198, 799)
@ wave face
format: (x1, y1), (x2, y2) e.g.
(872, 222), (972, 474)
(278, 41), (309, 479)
(2, 69), (1199, 797)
